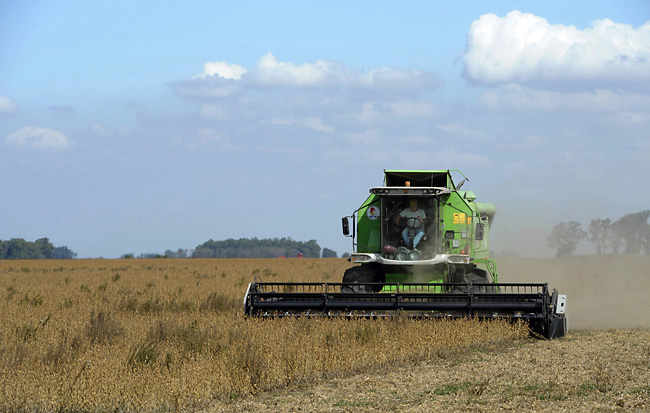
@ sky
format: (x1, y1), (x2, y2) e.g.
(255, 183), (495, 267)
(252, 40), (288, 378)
(1, 1), (650, 258)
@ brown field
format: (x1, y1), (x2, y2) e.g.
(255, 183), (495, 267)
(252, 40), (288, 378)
(0, 258), (526, 411)
(1, 256), (648, 411)
(213, 256), (650, 412)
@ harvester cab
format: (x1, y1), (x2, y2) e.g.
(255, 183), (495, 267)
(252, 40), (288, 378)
(342, 170), (497, 287)
(244, 170), (568, 339)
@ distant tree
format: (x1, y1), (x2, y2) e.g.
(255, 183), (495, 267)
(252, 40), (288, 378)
(0, 238), (66, 259)
(121, 253), (134, 259)
(546, 221), (587, 257)
(35, 238), (54, 259)
(587, 218), (612, 254)
(642, 225), (650, 256)
(611, 211), (650, 255)
(191, 237), (322, 258)
(52, 246), (77, 259)
(138, 253), (163, 259)
(322, 248), (337, 258)
(342, 252), (351, 259)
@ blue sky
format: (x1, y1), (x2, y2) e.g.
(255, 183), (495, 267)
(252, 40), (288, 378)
(2, 1), (650, 258)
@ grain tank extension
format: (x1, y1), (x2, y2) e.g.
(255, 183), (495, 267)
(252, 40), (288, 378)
(244, 170), (567, 339)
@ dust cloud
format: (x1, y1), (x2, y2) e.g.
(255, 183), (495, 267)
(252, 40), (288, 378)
(497, 256), (650, 329)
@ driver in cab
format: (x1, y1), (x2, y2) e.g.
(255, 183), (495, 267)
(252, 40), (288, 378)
(395, 199), (427, 249)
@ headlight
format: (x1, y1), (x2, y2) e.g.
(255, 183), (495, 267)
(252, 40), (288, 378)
(408, 250), (421, 260)
(448, 255), (469, 263)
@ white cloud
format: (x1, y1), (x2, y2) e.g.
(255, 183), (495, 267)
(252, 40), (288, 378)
(0, 95), (18, 113)
(463, 11), (650, 89)
(180, 53), (441, 97)
(249, 52), (344, 87)
(193, 61), (247, 80)
(5, 127), (71, 149)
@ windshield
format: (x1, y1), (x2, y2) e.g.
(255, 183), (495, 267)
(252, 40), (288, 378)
(380, 196), (441, 260)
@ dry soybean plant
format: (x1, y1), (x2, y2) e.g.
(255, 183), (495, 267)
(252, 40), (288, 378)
(0, 259), (528, 411)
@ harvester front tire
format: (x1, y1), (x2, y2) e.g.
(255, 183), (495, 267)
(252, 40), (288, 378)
(341, 265), (383, 293)
(450, 266), (489, 293)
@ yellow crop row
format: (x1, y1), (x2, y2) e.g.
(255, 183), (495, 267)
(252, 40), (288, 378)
(0, 259), (527, 411)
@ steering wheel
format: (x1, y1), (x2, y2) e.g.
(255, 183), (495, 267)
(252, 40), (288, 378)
(405, 217), (421, 229)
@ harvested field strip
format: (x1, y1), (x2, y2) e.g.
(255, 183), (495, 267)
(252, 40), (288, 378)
(0, 259), (528, 411)
(215, 329), (650, 412)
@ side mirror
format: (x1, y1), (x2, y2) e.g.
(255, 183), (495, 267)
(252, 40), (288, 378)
(475, 223), (484, 241)
(342, 217), (350, 236)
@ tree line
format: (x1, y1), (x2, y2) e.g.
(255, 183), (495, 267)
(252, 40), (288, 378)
(0, 238), (77, 259)
(547, 210), (650, 257)
(123, 238), (339, 259)
(192, 237), (323, 258)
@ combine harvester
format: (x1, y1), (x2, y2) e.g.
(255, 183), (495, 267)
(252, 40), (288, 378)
(244, 170), (567, 339)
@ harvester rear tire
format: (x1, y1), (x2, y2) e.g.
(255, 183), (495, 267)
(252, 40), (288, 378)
(341, 264), (383, 293)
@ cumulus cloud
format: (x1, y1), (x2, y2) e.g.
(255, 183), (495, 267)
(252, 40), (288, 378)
(177, 53), (441, 98)
(193, 61), (247, 80)
(249, 52), (345, 87)
(6, 127), (71, 149)
(0, 96), (18, 113)
(463, 11), (650, 89)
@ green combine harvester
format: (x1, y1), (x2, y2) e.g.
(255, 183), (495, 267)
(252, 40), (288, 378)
(244, 170), (568, 339)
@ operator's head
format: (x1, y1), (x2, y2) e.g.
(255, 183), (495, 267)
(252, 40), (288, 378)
(409, 199), (418, 210)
